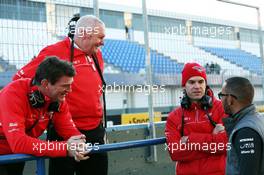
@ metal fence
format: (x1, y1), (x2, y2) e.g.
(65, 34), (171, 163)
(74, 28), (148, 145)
(0, 123), (169, 175)
(0, 0), (264, 109)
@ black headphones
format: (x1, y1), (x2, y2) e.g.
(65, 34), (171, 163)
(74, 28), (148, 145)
(68, 13), (80, 39)
(68, 13), (80, 63)
(28, 79), (45, 108)
(27, 80), (60, 135)
(180, 86), (216, 136)
(28, 79), (60, 112)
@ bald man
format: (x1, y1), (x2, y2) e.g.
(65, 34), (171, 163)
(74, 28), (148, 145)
(220, 77), (264, 175)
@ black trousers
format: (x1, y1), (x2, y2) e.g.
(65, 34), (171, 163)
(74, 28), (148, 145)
(48, 123), (108, 175)
(0, 162), (25, 175)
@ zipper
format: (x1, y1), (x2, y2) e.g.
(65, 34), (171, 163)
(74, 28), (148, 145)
(195, 106), (198, 122)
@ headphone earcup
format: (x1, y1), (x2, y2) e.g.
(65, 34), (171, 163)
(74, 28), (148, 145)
(28, 90), (45, 108)
(181, 95), (191, 109)
(200, 95), (213, 110)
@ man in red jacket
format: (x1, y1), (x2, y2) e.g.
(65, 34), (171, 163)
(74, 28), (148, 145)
(165, 62), (228, 175)
(13, 15), (107, 175)
(0, 57), (89, 175)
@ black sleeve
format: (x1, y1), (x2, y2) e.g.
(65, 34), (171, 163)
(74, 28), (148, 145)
(233, 127), (262, 175)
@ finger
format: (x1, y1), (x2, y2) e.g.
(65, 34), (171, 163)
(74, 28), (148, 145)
(83, 149), (91, 155)
(76, 146), (86, 153)
(75, 152), (90, 160)
(80, 138), (86, 143)
(78, 154), (90, 160)
(82, 155), (90, 160)
(218, 127), (225, 131)
(74, 155), (80, 162)
(74, 152), (82, 162)
(80, 134), (86, 140)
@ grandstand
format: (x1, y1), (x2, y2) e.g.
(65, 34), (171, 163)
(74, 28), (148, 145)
(149, 33), (248, 75)
(102, 37), (260, 76)
(200, 46), (262, 75)
(102, 39), (184, 74)
(0, 0), (263, 110)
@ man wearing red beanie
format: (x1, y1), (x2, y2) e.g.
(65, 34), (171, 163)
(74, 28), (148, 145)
(165, 62), (228, 175)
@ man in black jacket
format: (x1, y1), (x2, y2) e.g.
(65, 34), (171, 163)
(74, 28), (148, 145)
(219, 77), (264, 175)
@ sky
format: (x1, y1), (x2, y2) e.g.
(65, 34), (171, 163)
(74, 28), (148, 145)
(100, 0), (264, 27)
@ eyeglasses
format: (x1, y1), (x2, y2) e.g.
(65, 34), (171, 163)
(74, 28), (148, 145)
(218, 92), (237, 100)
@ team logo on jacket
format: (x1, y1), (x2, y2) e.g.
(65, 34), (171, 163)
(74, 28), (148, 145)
(73, 60), (81, 65)
(9, 122), (18, 127)
(184, 117), (191, 121)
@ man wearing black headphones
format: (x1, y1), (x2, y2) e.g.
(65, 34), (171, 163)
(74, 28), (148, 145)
(0, 57), (89, 175)
(165, 62), (228, 175)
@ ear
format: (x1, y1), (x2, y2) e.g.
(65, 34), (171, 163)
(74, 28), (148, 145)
(40, 79), (49, 89)
(227, 96), (234, 106)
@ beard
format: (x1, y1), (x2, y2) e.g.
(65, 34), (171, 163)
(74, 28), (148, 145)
(223, 99), (232, 115)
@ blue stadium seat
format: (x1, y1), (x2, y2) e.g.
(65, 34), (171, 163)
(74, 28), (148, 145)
(101, 39), (183, 74)
(200, 46), (261, 75)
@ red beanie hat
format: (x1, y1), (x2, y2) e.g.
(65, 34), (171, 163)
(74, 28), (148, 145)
(181, 62), (207, 87)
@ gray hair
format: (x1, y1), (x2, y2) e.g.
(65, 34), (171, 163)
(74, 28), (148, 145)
(74, 15), (105, 37)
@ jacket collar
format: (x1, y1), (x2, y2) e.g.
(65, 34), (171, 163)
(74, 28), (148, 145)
(65, 37), (87, 58)
(187, 87), (215, 110)
(188, 102), (202, 110)
(230, 104), (255, 121)
(223, 104), (255, 135)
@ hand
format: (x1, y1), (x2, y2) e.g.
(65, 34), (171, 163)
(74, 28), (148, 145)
(180, 136), (189, 144)
(212, 124), (225, 134)
(67, 135), (89, 162)
(74, 151), (90, 162)
(75, 142), (92, 156)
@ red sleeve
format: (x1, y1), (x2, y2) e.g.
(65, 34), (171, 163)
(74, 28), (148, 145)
(0, 83), (67, 157)
(165, 110), (211, 161)
(188, 102), (228, 154)
(52, 102), (81, 140)
(12, 47), (52, 80)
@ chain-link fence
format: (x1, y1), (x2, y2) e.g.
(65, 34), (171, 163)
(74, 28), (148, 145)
(0, 0), (264, 115)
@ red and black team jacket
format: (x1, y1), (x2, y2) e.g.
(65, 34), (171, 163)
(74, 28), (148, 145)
(165, 92), (227, 175)
(0, 79), (80, 157)
(13, 37), (104, 130)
